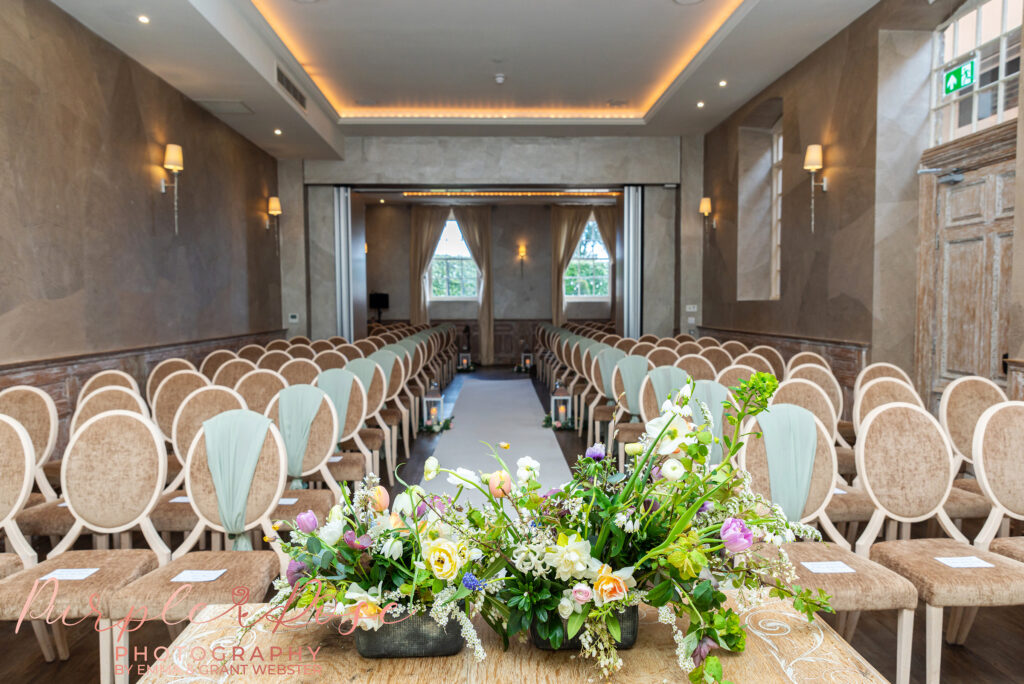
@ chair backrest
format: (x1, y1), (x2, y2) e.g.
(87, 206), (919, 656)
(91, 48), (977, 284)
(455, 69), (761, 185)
(146, 358), (195, 406)
(279, 358), (320, 386)
(676, 341), (702, 356)
(71, 386), (149, 434)
(199, 350), (237, 380)
(788, 364), (843, 419)
(655, 338), (679, 349)
(236, 344), (265, 363)
(354, 339), (379, 356)
(637, 334), (659, 344)
(257, 349), (292, 371)
(734, 352), (773, 375)
(327, 336), (348, 346)
(0, 386), (58, 467)
(631, 341), (656, 357)
(612, 356), (654, 416)
(369, 349), (405, 400)
(674, 354), (716, 381)
(939, 375), (1008, 463)
(856, 403), (955, 523)
(345, 358), (387, 415)
(853, 377), (923, 434)
(740, 408), (836, 525)
(675, 333), (696, 343)
(696, 336), (719, 348)
(698, 347), (732, 373)
(592, 348), (627, 399)
(716, 364), (757, 389)
(749, 345), (786, 378)
(315, 369), (368, 442)
(265, 339), (290, 352)
(645, 347), (678, 367)
(771, 379), (838, 441)
(234, 369), (288, 415)
(289, 336), (312, 345)
(266, 386), (339, 477)
(152, 370), (210, 442)
(310, 340), (334, 353)
(80, 370), (139, 403)
(288, 344), (316, 360)
(785, 351), (831, 376)
(314, 350), (347, 371)
(613, 338), (637, 353)
(721, 340), (748, 357)
(0, 415), (37, 536)
(171, 386), (247, 467)
(336, 343), (365, 361)
(212, 358), (257, 388)
(692, 380), (732, 465)
(854, 362), (914, 397)
(973, 401), (1024, 522)
(639, 367), (689, 422)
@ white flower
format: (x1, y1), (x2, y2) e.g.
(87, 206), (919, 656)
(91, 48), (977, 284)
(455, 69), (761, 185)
(645, 411), (697, 456)
(392, 492), (414, 517)
(326, 504), (345, 523)
(543, 534), (602, 582)
(557, 597), (575, 620)
(318, 520), (345, 546)
(381, 538), (403, 560)
(661, 459), (685, 481)
(423, 456), (439, 481)
(447, 467), (481, 488)
(515, 456), (540, 483)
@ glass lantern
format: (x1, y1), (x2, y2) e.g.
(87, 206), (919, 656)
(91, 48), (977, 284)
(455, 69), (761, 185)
(521, 351), (533, 370)
(458, 352), (472, 370)
(423, 381), (443, 427)
(550, 382), (572, 426)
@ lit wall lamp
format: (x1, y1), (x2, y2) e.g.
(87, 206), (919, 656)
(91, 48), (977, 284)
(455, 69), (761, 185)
(518, 243), (527, 276)
(803, 144), (827, 233)
(699, 196), (715, 229)
(267, 196), (281, 256)
(161, 144), (183, 235)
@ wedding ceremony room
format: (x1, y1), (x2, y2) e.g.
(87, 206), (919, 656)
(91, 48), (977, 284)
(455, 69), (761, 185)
(4, 0), (1024, 682)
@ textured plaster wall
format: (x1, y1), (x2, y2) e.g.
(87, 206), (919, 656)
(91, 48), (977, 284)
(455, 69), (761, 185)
(0, 1), (280, 364)
(306, 186), (338, 340)
(679, 136), (704, 336)
(736, 128), (774, 301)
(278, 159), (307, 338)
(642, 186), (678, 337)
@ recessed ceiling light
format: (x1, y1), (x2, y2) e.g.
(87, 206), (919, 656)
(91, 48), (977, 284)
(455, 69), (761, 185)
(718, 80), (728, 87)
(697, 101), (705, 108)
(138, 15), (150, 24)
(273, 128), (282, 135)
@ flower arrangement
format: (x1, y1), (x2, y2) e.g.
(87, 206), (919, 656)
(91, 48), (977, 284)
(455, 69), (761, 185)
(541, 413), (575, 431)
(435, 373), (831, 681)
(422, 415), (454, 434)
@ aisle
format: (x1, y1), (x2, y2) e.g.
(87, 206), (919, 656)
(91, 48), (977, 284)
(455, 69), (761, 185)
(422, 377), (572, 502)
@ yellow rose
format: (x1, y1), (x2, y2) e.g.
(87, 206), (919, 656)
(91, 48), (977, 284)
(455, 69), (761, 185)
(424, 539), (460, 581)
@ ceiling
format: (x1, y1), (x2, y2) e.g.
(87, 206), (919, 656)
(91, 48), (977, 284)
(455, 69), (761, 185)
(52, 0), (881, 155)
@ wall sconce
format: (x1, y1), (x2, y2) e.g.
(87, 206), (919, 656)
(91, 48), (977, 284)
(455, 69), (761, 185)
(699, 197), (715, 229)
(267, 196), (282, 229)
(518, 243), (527, 276)
(161, 144), (183, 235)
(803, 144), (827, 233)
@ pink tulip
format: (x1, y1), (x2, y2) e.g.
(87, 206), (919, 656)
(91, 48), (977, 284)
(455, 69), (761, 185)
(488, 471), (512, 498)
(369, 486), (389, 512)
(720, 517), (753, 554)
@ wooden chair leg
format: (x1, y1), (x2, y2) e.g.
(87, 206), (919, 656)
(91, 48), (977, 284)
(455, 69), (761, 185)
(899, 521), (911, 540)
(617, 442), (625, 473)
(885, 519), (897, 541)
(945, 607), (963, 643)
(925, 604), (943, 684)
(99, 618), (112, 684)
(896, 609), (914, 684)
(836, 611), (848, 636)
(167, 622), (186, 640)
(51, 622), (70, 660)
(842, 611), (861, 642)
(952, 606), (979, 645)
(844, 522), (860, 545)
(30, 620), (56, 662)
(114, 626), (130, 684)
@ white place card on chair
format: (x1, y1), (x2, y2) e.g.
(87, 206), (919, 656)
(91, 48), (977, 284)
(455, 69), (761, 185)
(58, 502), (69, 507)
(278, 497), (298, 506)
(170, 496), (190, 503)
(832, 488), (847, 495)
(171, 569), (226, 583)
(936, 556), (993, 569)
(41, 568), (98, 581)
(801, 561), (855, 574)
(328, 456), (343, 463)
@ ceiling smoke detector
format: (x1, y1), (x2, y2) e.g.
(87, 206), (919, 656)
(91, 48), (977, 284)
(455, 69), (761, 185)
(495, 73), (506, 85)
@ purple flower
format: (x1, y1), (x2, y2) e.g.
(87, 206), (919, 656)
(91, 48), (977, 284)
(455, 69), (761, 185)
(344, 530), (371, 550)
(692, 636), (717, 668)
(461, 572), (485, 591)
(584, 443), (605, 461)
(641, 498), (661, 514)
(698, 501), (714, 515)
(720, 517), (754, 554)
(295, 510), (318, 533)
(416, 495), (447, 518)
(651, 466), (663, 481)
(543, 487), (563, 498)
(286, 560), (307, 587)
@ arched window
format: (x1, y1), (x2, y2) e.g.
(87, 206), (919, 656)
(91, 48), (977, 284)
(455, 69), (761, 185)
(430, 218), (479, 299)
(932, 0), (1022, 144)
(564, 217), (611, 299)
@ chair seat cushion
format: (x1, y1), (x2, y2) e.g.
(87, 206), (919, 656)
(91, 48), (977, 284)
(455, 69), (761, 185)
(0, 554), (22, 580)
(326, 452), (367, 481)
(870, 538), (1024, 607)
(341, 428), (385, 451)
(26, 492), (47, 507)
(592, 405), (616, 421)
(0, 549), (157, 620)
(150, 492), (200, 532)
(105, 551), (279, 621)
(613, 422), (646, 443)
(783, 541), (917, 612)
(42, 460), (61, 487)
(835, 446), (856, 476)
(953, 477), (983, 495)
(824, 485), (877, 523)
(379, 408), (402, 426)
(837, 420), (856, 445)
(15, 499), (76, 537)
(273, 489), (335, 530)
(990, 537), (1024, 564)
(943, 487), (991, 519)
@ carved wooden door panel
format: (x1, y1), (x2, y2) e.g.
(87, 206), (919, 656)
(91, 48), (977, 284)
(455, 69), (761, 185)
(928, 159), (1014, 405)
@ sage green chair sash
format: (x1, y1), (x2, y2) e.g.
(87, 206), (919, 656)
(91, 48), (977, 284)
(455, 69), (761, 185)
(278, 384), (325, 488)
(369, 350), (399, 390)
(317, 369), (358, 441)
(617, 356), (650, 416)
(648, 366), (689, 406)
(757, 404), (819, 522)
(596, 348), (626, 398)
(345, 359), (380, 410)
(693, 380), (730, 466)
(202, 409), (271, 551)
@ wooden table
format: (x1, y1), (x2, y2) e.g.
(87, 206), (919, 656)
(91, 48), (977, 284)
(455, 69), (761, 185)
(138, 595), (886, 683)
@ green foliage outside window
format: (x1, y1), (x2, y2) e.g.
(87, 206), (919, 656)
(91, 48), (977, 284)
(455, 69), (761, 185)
(564, 220), (610, 298)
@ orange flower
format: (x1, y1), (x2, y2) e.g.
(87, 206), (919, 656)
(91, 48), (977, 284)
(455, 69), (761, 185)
(488, 470), (512, 498)
(592, 564), (636, 607)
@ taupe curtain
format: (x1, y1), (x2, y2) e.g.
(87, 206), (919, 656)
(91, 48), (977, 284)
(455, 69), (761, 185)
(409, 206), (451, 326)
(550, 206), (594, 326)
(592, 205), (619, 319)
(453, 206), (494, 365)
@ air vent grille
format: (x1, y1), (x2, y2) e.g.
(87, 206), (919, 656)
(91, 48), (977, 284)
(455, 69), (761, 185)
(276, 66), (307, 110)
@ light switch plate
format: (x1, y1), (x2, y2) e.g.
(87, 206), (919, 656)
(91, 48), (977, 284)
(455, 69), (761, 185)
(687, 316), (696, 324)
(685, 304), (698, 312)
(288, 313), (299, 323)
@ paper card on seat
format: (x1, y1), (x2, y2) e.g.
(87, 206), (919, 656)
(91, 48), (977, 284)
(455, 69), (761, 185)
(171, 569), (226, 583)
(58, 502), (69, 507)
(832, 488), (847, 495)
(41, 568), (98, 581)
(170, 496), (190, 503)
(278, 497), (298, 506)
(801, 561), (855, 574)
(935, 556), (994, 568)
(328, 456), (343, 463)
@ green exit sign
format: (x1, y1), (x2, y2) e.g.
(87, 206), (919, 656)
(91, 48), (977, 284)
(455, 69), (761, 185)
(944, 60), (976, 95)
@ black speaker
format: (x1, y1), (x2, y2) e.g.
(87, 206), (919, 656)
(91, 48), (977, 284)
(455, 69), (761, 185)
(369, 293), (389, 310)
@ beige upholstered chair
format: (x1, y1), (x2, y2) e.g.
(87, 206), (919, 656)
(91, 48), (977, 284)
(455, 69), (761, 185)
(856, 403), (1024, 684)
(150, 370), (209, 443)
(265, 339), (290, 352)
(336, 343), (365, 360)
(674, 333), (696, 343)
(631, 341), (656, 357)
(236, 344), (265, 363)
(210, 358), (255, 389)
(166, 386), (246, 493)
(354, 338), (379, 356)
(279, 358), (320, 386)
(638, 367), (690, 422)
(309, 340), (334, 353)
(853, 377), (923, 435)
(785, 351), (831, 376)
(771, 380), (838, 450)
(789, 364), (845, 422)
(939, 375), (1008, 472)
(854, 361), (914, 398)
(316, 369), (374, 481)
(234, 369), (287, 415)
(749, 345), (786, 379)
(654, 337), (679, 349)
(738, 410), (918, 682)
(588, 348), (625, 451)
(637, 334), (659, 344)
(716, 364), (757, 389)
(0, 411), (169, 680)
(288, 343), (316, 360)
(720, 340), (748, 357)
(695, 336), (718, 348)
(610, 356), (654, 470)
(70, 386), (149, 435)
(676, 340), (702, 356)
(645, 347), (678, 367)
(266, 388), (343, 502)
(370, 349), (411, 461)
(288, 335), (312, 345)
(145, 358), (195, 407)
(698, 346), (732, 373)
(674, 354), (716, 381)
(327, 336), (348, 346)
(733, 352), (773, 375)
(199, 349), (237, 380)
(257, 349), (291, 371)
(0, 386), (59, 500)
(79, 370), (140, 403)
(613, 338), (637, 353)
(314, 349), (347, 371)
(342, 360), (393, 484)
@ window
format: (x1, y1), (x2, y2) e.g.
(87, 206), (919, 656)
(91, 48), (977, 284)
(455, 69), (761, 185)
(564, 218), (611, 299)
(932, 0), (1022, 145)
(770, 117), (783, 300)
(429, 219), (478, 299)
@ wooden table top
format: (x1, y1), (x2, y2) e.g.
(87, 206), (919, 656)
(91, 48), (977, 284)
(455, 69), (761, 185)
(138, 594), (886, 683)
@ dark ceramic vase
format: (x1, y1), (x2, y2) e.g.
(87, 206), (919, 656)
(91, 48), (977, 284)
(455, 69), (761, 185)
(354, 610), (465, 658)
(530, 605), (639, 651)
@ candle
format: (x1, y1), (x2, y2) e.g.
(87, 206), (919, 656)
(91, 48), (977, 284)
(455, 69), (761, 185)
(430, 406), (438, 418)
(558, 405), (566, 419)
(525, 358), (531, 367)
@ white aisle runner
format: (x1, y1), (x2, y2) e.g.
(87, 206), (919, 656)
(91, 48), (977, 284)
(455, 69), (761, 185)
(423, 378), (573, 503)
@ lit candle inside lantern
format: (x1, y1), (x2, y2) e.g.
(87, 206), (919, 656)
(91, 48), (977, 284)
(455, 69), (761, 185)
(558, 404), (566, 419)
(430, 406), (438, 418)
(525, 358), (531, 367)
